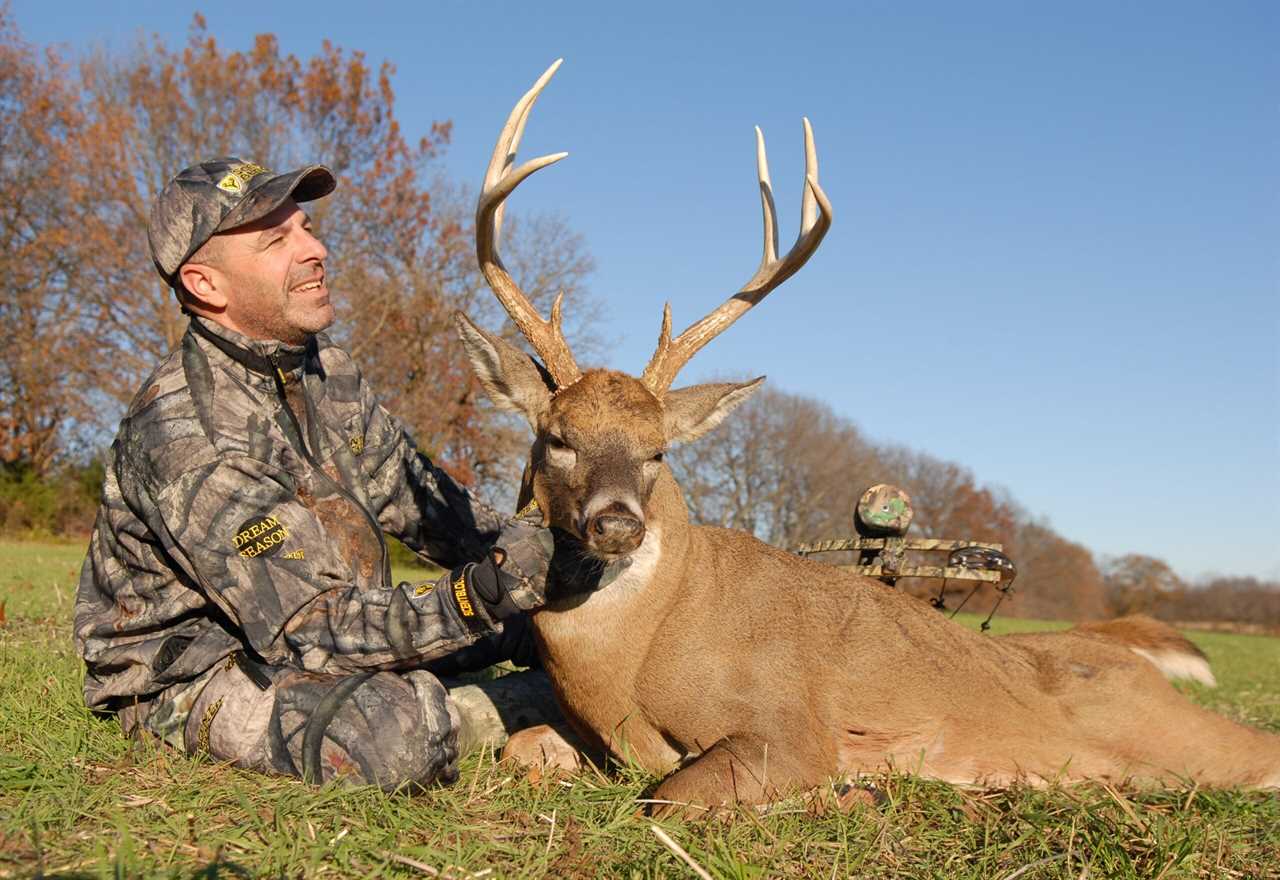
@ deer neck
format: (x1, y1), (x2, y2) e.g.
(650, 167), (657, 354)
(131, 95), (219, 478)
(531, 468), (690, 655)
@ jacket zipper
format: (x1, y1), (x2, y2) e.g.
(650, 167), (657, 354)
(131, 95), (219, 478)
(268, 354), (391, 589)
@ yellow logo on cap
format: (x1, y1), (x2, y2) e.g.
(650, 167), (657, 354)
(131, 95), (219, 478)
(216, 162), (269, 194)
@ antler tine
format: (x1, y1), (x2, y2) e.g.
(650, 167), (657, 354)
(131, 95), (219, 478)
(476, 59), (582, 388)
(800, 117), (819, 233)
(484, 60), (558, 248)
(756, 127), (779, 265)
(483, 59), (561, 192)
(641, 119), (833, 394)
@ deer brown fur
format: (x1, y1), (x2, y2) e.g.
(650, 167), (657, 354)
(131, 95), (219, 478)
(460, 346), (1280, 810)
(459, 62), (1280, 812)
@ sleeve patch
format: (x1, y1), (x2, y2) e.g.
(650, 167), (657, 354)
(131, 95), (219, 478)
(233, 513), (290, 559)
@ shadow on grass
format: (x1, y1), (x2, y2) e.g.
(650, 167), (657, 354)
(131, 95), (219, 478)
(189, 859), (254, 879)
(35, 862), (253, 880)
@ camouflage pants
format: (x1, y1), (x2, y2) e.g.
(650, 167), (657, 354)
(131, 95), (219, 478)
(119, 656), (561, 792)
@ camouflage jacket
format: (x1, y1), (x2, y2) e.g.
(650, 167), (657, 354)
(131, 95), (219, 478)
(75, 316), (537, 709)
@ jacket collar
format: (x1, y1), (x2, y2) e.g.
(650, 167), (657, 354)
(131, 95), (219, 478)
(186, 316), (310, 380)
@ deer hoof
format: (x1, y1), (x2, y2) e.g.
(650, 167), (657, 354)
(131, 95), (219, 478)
(501, 724), (584, 779)
(834, 781), (886, 811)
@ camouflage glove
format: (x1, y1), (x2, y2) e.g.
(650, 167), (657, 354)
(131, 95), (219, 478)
(454, 549), (535, 621)
(449, 501), (556, 623)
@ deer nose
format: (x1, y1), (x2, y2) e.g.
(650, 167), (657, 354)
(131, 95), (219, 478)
(585, 506), (645, 555)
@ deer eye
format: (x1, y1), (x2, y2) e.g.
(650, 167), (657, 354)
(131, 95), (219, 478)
(543, 435), (576, 468)
(651, 451), (665, 463)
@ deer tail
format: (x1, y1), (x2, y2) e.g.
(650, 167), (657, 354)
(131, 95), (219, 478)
(1072, 614), (1216, 687)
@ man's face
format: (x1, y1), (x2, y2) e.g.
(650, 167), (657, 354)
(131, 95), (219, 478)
(195, 199), (333, 345)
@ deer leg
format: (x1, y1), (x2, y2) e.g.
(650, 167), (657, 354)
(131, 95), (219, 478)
(650, 735), (824, 818)
(1112, 690), (1280, 789)
(502, 722), (608, 776)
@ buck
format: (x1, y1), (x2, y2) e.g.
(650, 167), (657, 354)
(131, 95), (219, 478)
(455, 61), (1280, 812)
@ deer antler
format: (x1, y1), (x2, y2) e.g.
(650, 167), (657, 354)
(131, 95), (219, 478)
(476, 59), (582, 388)
(641, 120), (833, 394)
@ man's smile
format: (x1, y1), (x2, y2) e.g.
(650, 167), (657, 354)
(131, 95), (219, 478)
(290, 275), (326, 296)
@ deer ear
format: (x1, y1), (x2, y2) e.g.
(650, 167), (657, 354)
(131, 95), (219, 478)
(663, 377), (765, 445)
(454, 312), (554, 426)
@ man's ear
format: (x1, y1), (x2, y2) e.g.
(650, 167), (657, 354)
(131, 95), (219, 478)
(176, 263), (227, 310)
(663, 377), (765, 445)
(454, 312), (554, 427)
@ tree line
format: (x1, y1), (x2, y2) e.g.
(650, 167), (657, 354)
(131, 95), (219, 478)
(668, 386), (1280, 628)
(2, 9), (1274, 627)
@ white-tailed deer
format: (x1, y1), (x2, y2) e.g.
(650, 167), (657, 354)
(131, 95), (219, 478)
(456, 61), (1280, 812)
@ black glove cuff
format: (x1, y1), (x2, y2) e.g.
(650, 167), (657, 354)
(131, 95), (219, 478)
(439, 566), (490, 635)
(465, 552), (523, 621)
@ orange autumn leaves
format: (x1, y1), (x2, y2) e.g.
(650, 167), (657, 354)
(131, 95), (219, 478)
(0, 10), (592, 497)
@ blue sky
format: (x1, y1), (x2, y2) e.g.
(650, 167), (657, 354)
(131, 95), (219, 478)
(14, 1), (1278, 581)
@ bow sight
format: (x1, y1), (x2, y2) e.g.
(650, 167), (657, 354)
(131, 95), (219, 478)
(793, 484), (1019, 631)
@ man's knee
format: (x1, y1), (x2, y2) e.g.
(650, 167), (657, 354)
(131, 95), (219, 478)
(164, 661), (460, 791)
(269, 669), (459, 791)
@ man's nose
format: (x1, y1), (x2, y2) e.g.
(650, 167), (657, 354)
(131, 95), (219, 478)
(301, 228), (328, 263)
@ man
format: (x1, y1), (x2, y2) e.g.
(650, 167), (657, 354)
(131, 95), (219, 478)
(74, 158), (572, 791)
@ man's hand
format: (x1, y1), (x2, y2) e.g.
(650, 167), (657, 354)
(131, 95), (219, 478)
(475, 501), (558, 617)
(410, 499), (614, 629)
(423, 500), (558, 626)
(458, 547), (536, 621)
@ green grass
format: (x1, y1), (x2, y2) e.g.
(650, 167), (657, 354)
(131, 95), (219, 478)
(2, 539), (1279, 879)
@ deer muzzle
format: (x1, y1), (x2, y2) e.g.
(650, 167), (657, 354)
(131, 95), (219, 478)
(583, 502), (645, 558)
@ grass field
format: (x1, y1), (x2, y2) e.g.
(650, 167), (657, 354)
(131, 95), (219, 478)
(2, 538), (1278, 879)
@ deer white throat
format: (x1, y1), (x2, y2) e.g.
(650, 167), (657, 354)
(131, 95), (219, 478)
(537, 527), (664, 654)
(578, 525), (663, 608)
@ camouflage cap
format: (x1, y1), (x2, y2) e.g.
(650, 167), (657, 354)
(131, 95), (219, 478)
(148, 157), (336, 285)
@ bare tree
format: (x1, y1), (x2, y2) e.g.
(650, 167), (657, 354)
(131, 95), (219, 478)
(1013, 520), (1108, 620)
(1104, 553), (1186, 615)
(1168, 576), (1280, 629)
(670, 384), (883, 547)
